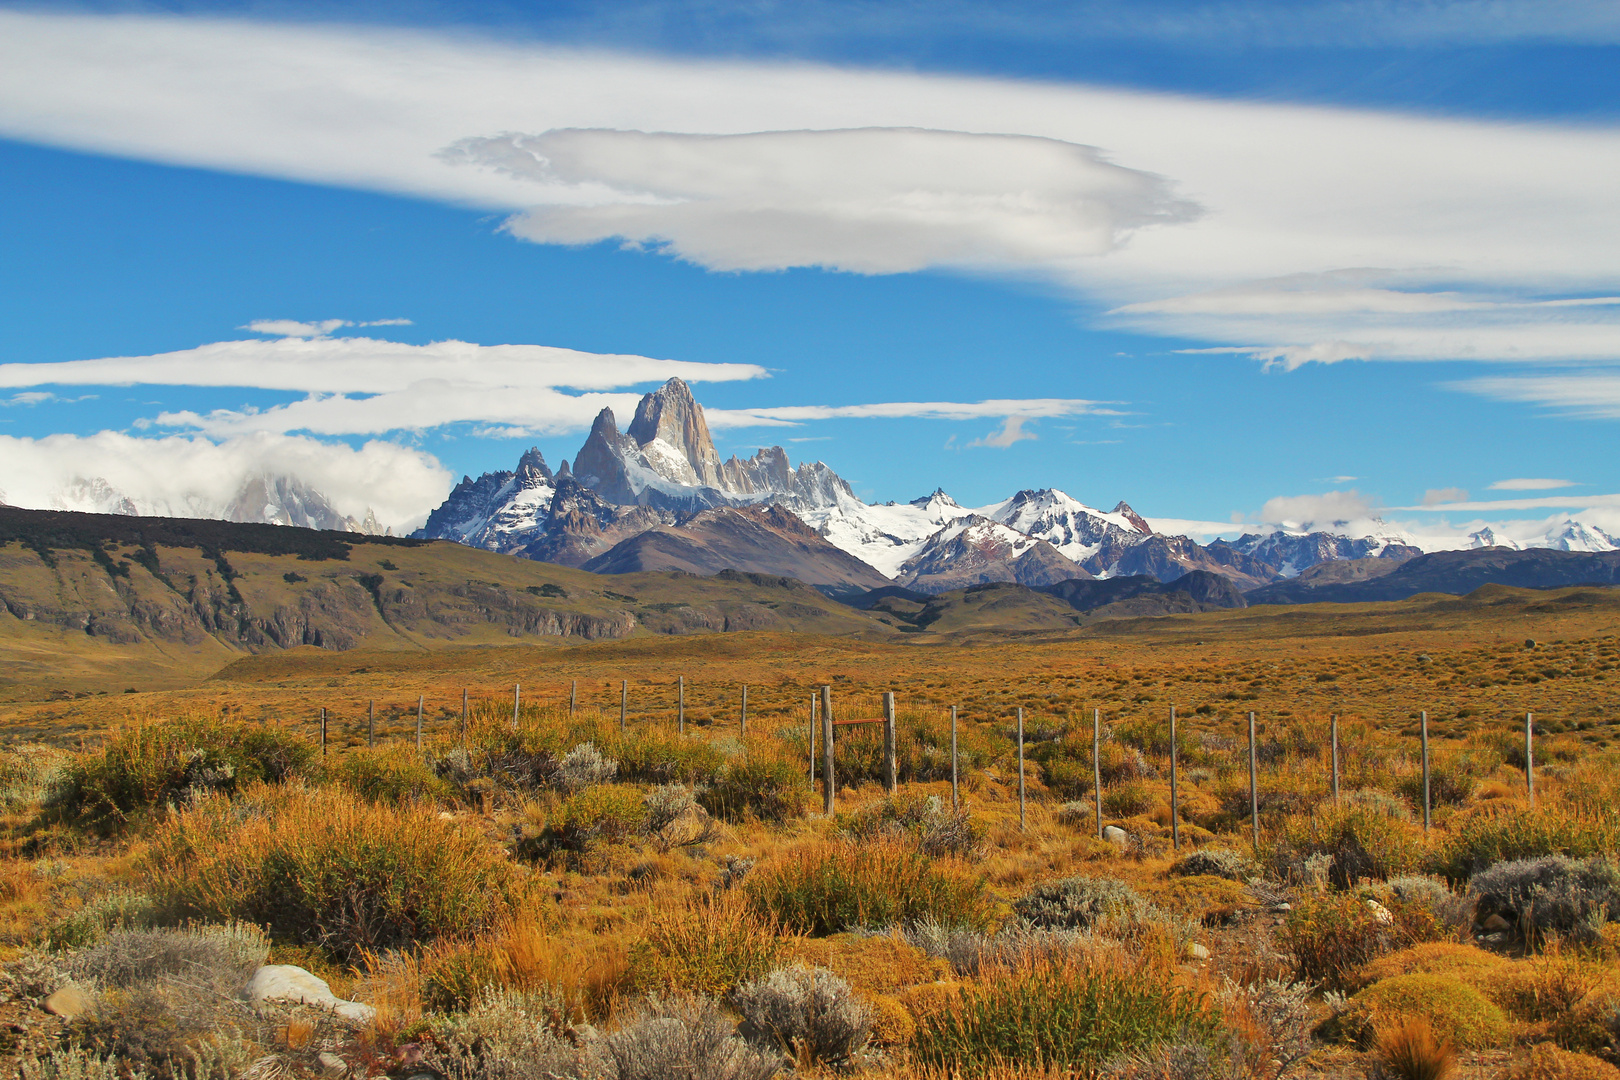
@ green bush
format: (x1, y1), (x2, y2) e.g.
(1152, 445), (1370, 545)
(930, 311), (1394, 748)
(698, 754), (803, 824)
(1332, 973), (1509, 1050)
(1281, 892), (1401, 993)
(747, 841), (992, 936)
(1267, 807), (1424, 888)
(912, 958), (1221, 1074)
(606, 732), (726, 786)
(1395, 760), (1477, 810)
(325, 745), (453, 805)
(49, 719), (313, 831)
(142, 783), (518, 962)
(1012, 877), (1150, 931)
(1102, 782), (1156, 819)
(1431, 804), (1620, 883)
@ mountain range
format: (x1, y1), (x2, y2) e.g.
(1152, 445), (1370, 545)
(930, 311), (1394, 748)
(413, 377), (1620, 597)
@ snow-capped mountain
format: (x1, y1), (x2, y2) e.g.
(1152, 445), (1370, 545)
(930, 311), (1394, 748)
(985, 489), (1148, 566)
(40, 473), (388, 534)
(1542, 518), (1618, 552)
(896, 516), (1089, 592)
(1230, 530), (1423, 578)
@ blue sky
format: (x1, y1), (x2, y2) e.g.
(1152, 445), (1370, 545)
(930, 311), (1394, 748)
(0, 1), (1617, 539)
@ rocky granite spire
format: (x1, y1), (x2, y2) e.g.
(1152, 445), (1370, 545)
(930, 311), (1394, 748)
(626, 377), (724, 488)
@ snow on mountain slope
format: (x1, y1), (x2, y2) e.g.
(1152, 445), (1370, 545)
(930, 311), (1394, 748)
(792, 487), (976, 578)
(896, 515), (1089, 592)
(985, 488), (1147, 567)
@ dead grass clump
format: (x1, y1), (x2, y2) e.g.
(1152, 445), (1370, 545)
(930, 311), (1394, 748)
(746, 840), (992, 936)
(1268, 807), (1425, 888)
(142, 782), (518, 962)
(1494, 1044), (1620, 1080)
(601, 994), (781, 1080)
(1372, 1016), (1458, 1080)
(842, 793), (984, 858)
(787, 931), (950, 994)
(324, 744), (453, 805)
(1144, 874), (1250, 925)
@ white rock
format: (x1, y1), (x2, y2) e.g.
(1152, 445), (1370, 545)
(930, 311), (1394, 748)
(317, 1052), (348, 1077)
(1365, 899), (1394, 925)
(1186, 943), (1211, 961)
(244, 965), (377, 1025)
(1102, 825), (1130, 846)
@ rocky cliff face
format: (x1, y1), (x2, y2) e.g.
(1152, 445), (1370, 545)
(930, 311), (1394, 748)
(896, 516), (1090, 592)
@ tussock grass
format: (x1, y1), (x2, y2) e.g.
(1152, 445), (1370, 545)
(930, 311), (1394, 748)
(746, 840), (994, 936)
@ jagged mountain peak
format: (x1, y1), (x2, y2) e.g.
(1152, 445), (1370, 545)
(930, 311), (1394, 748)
(1110, 500), (1153, 535)
(627, 377), (724, 489)
(910, 488), (960, 509)
(515, 447), (553, 487)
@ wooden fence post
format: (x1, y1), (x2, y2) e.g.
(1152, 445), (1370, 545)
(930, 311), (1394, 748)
(620, 680), (628, 732)
(368, 700), (375, 748)
(677, 676), (684, 733)
(950, 705), (959, 812)
(512, 684), (520, 731)
(821, 685), (835, 816)
(1525, 712), (1535, 808)
(570, 680), (577, 717)
(1093, 708), (1103, 841)
(320, 707), (327, 757)
(460, 688), (467, 746)
(1016, 706), (1026, 832)
(1248, 711), (1259, 852)
(740, 685), (748, 735)
(1420, 710), (1431, 834)
(1331, 714), (1340, 805)
(883, 692), (898, 793)
(1169, 704), (1179, 851)
(809, 694), (817, 787)
(416, 696), (424, 753)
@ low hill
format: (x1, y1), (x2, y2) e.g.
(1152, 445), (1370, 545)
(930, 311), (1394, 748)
(0, 507), (889, 697)
(581, 505), (888, 599)
(1246, 547), (1620, 605)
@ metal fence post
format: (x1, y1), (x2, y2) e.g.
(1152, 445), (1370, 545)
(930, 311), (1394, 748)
(1248, 711), (1259, 852)
(950, 705), (959, 812)
(512, 684), (520, 731)
(368, 700), (375, 748)
(740, 685), (748, 735)
(1331, 714), (1340, 806)
(570, 680), (577, 717)
(620, 680), (628, 732)
(884, 692), (898, 794)
(1525, 712), (1535, 808)
(1420, 710), (1431, 834)
(1093, 708), (1103, 841)
(1169, 704), (1179, 851)
(416, 695), (424, 753)
(1016, 706), (1026, 832)
(320, 707), (327, 757)
(677, 676), (684, 733)
(821, 685), (835, 815)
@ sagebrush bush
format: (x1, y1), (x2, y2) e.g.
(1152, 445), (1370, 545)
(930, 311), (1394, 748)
(49, 719), (312, 831)
(1468, 856), (1620, 946)
(902, 920), (1082, 977)
(698, 754), (803, 824)
(746, 841), (992, 936)
(553, 743), (618, 794)
(633, 892), (788, 998)
(325, 744), (452, 805)
(732, 965), (871, 1066)
(1382, 876), (1474, 933)
(1282, 892), (1402, 993)
(142, 783), (518, 961)
(1171, 847), (1254, 881)
(45, 890), (155, 951)
(1334, 973), (1508, 1050)
(601, 995), (781, 1080)
(911, 957), (1221, 1074)
(18, 1048), (124, 1080)
(1432, 804), (1620, 882)
(65, 923), (267, 994)
(433, 986), (598, 1080)
(1012, 876), (1149, 931)
(68, 985), (248, 1080)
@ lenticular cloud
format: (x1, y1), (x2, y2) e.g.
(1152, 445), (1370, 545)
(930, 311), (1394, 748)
(443, 127), (1202, 274)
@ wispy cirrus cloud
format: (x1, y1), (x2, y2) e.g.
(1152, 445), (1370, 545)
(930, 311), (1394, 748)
(1489, 478), (1576, 490)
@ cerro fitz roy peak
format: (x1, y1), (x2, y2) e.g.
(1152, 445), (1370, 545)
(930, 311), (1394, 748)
(411, 378), (1482, 597)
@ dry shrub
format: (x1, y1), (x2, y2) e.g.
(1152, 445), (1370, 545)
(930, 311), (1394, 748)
(142, 782), (518, 962)
(1281, 891), (1452, 994)
(66, 923), (268, 995)
(1550, 983), (1620, 1056)
(842, 794), (984, 858)
(1496, 1044), (1620, 1080)
(1482, 952), (1611, 1023)
(910, 954), (1221, 1076)
(1434, 805), (1620, 883)
(325, 744), (453, 805)
(1144, 875), (1250, 925)
(601, 994), (780, 1080)
(1219, 976), (1317, 1080)
(1373, 1016), (1457, 1080)
(1170, 847), (1254, 881)
(1334, 973), (1509, 1050)
(731, 965), (871, 1067)
(1012, 875), (1149, 931)
(1351, 942), (1507, 994)
(430, 986), (599, 1080)
(746, 840), (992, 936)
(1469, 856), (1620, 948)
(901, 921), (1085, 979)
(1268, 807), (1424, 888)
(633, 891), (789, 998)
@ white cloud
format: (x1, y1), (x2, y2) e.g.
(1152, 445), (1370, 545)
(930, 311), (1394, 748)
(447, 127), (1199, 274)
(3, 391), (57, 406)
(0, 334), (769, 438)
(1451, 371), (1620, 419)
(967, 416), (1038, 449)
(1390, 492), (1620, 513)
(1257, 489), (1375, 529)
(705, 397), (1116, 428)
(1423, 487), (1470, 506)
(1489, 478), (1576, 490)
(0, 431), (451, 533)
(244, 319), (351, 338)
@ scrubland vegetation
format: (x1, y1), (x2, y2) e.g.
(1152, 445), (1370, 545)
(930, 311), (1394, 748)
(0, 626), (1617, 1079)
